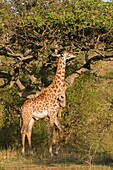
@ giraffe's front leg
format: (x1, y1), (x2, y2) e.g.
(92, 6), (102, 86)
(48, 116), (55, 158)
(55, 116), (64, 155)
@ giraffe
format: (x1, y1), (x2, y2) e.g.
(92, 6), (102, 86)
(21, 50), (76, 157)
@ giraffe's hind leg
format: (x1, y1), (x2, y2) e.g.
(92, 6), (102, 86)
(26, 118), (35, 155)
(21, 118), (35, 156)
(21, 125), (27, 156)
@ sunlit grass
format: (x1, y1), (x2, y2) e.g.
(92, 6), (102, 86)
(0, 148), (113, 170)
(0, 148), (20, 160)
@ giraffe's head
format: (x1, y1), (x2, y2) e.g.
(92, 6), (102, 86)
(57, 50), (76, 63)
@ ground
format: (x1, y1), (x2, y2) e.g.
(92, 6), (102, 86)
(0, 158), (113, 170)
(0, 149), (113, 170)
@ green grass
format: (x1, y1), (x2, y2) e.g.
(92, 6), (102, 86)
(0, 148), (113, 170)
(104, 72), (113, 79)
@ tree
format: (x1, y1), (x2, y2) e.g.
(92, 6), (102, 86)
(0, 0), (113, 97)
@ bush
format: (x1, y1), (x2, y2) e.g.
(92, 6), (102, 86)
(63, 72), (113, 164)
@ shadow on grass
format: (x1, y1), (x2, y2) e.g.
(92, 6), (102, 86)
(31, 151), (113, 169)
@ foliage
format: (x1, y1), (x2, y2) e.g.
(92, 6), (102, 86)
(0, 2), (13, 34)
(0, 86), (22, 148)
(63, 72), (113, 164)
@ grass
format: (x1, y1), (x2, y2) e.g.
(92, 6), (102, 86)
(0, 148), (113, 170)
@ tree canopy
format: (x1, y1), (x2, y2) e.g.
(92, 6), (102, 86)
(0, 0), (113, 96)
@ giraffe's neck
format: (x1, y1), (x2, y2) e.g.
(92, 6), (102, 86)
(50, 55), (66, 96)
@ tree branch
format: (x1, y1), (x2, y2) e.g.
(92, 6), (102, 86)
(21, 64), (37, 83)
(0, 71), (12, 88)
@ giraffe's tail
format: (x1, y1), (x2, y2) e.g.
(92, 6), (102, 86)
(20, 115), (22, 128)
